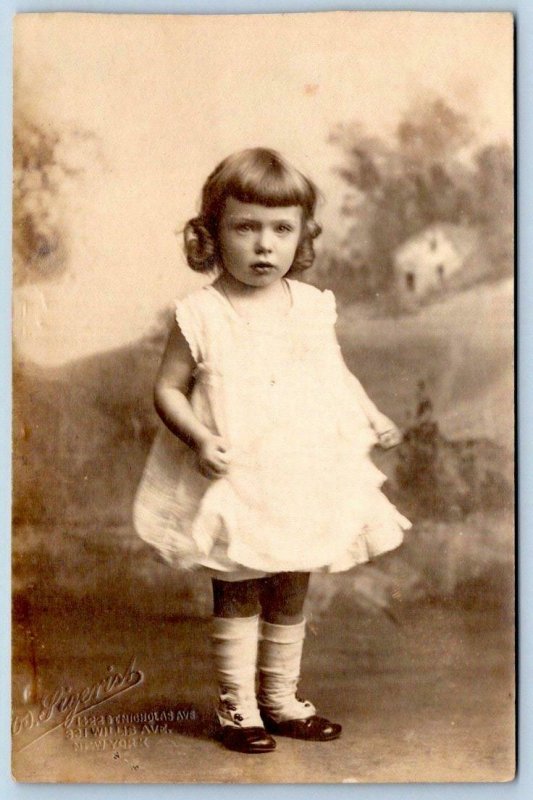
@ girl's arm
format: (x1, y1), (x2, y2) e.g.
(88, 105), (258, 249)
(154, 324), (230, 477)
(342, 363), (403, 449)
(345, 371), (386, 429)
(324, 289), (401, 448)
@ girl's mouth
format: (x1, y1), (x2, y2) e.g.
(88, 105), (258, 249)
(251, 262), (275, 273)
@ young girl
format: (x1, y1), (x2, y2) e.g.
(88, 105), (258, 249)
(133, 148), (411, 754)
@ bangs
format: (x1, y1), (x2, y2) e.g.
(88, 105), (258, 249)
(204, 148), (317, 222)
(228, 157), (313, 209)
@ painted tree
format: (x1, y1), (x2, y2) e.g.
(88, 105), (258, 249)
(13, 110), (101, 286)
(472, 143), (514, 276)
(326, 97), (485, 300)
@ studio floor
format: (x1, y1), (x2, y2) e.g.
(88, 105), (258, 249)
(12, 590), (515, 784)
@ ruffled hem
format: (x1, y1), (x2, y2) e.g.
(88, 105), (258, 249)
(135, 464), (411, 575)
(139, 516), (409, 576)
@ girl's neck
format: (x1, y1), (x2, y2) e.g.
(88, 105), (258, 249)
(216, 271), (284, 296)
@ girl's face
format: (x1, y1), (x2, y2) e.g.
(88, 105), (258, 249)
(217, 197), (303, 287)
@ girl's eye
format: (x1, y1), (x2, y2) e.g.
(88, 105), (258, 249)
(276, 224), (293, 234)
(236, 223), (253, 232)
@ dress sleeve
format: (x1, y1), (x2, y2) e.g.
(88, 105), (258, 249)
(320, 289), (338, 325)
(174, 295), (203, 365)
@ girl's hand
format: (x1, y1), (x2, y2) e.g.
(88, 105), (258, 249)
(377, 426), (402, 449)
(372, 414), (403, 450)
(197, 434), (231, 479)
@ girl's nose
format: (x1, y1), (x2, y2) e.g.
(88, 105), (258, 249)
(254, 230), (273, 254)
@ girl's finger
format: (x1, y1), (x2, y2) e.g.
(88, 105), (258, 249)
(214, 451), (231, 465)
(199, 460), (221, 478)
(215, 445), (232, 462)
(208, 460), (229, 475)
(381, 432), (400, 449)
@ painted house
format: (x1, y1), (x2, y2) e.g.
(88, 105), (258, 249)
(393, 224), (478, 299)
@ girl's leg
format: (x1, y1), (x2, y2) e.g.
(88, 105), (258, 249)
(210, 578), (275, 753)
(258, 571), (310, 624)
(257, 572), (341, 740)
(212, 577), (262, 618)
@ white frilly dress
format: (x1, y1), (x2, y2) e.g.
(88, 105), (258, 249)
(133, 279), (411, 581)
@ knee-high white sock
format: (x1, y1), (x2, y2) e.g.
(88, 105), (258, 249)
(210, 614), (263, 728)
(257, 619), (317, 723)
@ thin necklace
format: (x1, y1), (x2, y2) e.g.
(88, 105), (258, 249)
(219, 278), (291, 320)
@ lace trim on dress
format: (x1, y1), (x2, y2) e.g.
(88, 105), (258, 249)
(175, 298), (201, 364)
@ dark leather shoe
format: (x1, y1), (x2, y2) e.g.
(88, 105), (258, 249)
(260, 712), (342, 741)
(220, 725), (277, 754)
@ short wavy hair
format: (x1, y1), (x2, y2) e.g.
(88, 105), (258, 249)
(183, 148), (322, 274)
